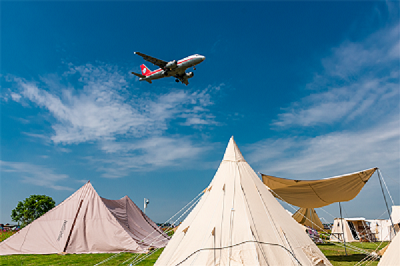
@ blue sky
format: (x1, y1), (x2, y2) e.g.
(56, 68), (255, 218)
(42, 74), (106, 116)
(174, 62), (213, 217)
(1, 1), (399, 225)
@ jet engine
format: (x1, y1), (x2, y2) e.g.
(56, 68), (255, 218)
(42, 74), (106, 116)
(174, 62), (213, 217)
(165, 60), (178, 70)
(186, 72), (194, 78)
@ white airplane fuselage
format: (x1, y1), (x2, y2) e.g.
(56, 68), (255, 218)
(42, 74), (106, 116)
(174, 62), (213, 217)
(138, 54), (205, 84)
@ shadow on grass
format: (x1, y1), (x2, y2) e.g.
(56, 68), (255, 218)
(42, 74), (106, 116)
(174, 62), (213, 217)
(326, 254), (373, 262)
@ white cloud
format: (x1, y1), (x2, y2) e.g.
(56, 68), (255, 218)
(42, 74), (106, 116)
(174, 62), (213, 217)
(0, 160), (72, 190)
(10, 92), (21, 102)
(92, 136), (211, 178)
(246, 115), (400, 218)
(4, 63), (222, 177)
(274, 22), (399, 128)
(9, 63), (220, 145)
(247, 116), (399, 180)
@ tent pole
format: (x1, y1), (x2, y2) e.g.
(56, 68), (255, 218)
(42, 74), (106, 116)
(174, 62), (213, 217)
(212, 227), (216, 266)
(377, 170), (396, 240)
(311, 209), (314, 242)
(311, 209), (314, 229)
(339, 202), (347, 256)
(63, 199), (83, 252)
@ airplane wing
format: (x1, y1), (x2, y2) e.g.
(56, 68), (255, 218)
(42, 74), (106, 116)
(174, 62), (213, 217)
(134, 52), (168, 69)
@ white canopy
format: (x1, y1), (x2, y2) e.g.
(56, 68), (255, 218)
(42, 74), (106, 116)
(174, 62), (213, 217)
(155, 137), (332, 266)
(261, 168), (377, 208)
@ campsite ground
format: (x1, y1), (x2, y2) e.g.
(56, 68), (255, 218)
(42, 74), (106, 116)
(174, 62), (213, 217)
(0, 249), (163, 266)
(318, 242), (389, 266)
(0, 232), (389, 266)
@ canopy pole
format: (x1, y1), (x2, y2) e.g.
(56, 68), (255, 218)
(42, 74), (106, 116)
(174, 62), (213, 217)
(377, 170), (396, 240)
(339, 202), (347, 256)
(311, 209), (313, 230)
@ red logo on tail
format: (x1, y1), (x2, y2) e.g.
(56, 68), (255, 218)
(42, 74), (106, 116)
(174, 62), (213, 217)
(140, 64), (152, 76)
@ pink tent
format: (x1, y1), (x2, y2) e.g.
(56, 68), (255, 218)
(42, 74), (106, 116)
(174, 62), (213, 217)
(0, 182), (169, 255)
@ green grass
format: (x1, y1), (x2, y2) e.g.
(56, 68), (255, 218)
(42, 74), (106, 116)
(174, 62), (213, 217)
(0, 249), (163, 266)
(1, 230), (390, 266)
(317, 241), (389, 266)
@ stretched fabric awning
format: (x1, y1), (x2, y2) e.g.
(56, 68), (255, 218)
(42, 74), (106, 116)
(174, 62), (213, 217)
(261, 167), (377, 208)
(292, 208), (324, 231)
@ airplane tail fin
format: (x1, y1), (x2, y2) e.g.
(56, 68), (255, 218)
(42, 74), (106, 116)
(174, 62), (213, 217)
(140, 64), (152, 76)
(131, 71), (152, 83)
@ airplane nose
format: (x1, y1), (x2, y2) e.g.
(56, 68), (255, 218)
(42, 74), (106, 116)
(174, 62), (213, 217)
(200, 55), (205, 61)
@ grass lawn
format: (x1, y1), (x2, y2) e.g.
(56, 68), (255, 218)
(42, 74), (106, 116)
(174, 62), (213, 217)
(0, 229), (389, 266)
(0, 249), (163, 266)
(318, 241), (389, 266)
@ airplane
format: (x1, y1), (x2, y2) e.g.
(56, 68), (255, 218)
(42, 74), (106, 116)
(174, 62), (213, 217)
(131, 52), (205, 85)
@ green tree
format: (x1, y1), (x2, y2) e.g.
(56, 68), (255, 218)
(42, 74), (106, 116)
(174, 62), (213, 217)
(11, 195), (55, 227)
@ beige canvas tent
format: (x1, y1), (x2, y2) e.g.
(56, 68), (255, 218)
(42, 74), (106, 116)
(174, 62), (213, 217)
(261, 168), (377, 208)
(378, 232), (400, 266)
(389, 205), (400, 239)
(155, 137), (332, 266)
(367, 219), (392, 241)
(292, 208), (324, 231)
(0, 182), (169, 255)
(366, 206), (400, 241)
(330, 218), (376, 243)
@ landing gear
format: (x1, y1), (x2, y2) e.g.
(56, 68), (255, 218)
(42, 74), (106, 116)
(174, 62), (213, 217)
(175, 79), (179, 83)
(193, 66), (196, 70)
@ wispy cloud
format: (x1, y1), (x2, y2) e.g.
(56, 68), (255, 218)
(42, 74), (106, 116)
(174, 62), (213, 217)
(10, 92), (21, 102)
(3, 63), (222, 177)
(249, 18), (400, 187)
(0, 161), (73, 190)
(247, 116), (399, 179)
(273, 22), (399, 128)
(8, 64), (219, 144)
(89, 136), (211, 178)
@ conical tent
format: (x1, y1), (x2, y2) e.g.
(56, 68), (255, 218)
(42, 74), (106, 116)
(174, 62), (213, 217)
(155, 137), (332, 266)
(292, 208), (324, 231)
(389, 206), (400, 239)
(378, 233), (400, 266)
(0, 182), (169, 255)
